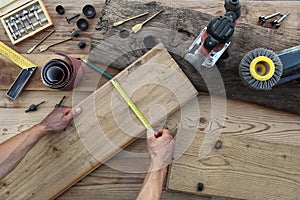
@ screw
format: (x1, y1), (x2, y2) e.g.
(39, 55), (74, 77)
(197, 182), (204, 191)
(66, 14), (80, 24)
(271, 11), (291, 29)
(258, 12), (281, 25)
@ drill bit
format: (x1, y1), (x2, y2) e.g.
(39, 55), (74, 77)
(113, 12), (149, 27)
(131, 10), (163, 33)
(30, 5), (43, 27)
(23, 9), (34, 30)
(25, 100), (45, 113)
(10, 16), (21, 37)
(5, 20), (17, 40)
(16, 14), (28, 34)
(271, 11), (291, 29)
(258, 12), (281, 25)
(27, 29), (55, 54)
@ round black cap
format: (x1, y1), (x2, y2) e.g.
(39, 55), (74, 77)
(82, 5), (96, 19)
(56, 5), (65, 15)
(76, 18), (89, 30)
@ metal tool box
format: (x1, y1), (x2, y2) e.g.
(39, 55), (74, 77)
(0, 0), (53, 45)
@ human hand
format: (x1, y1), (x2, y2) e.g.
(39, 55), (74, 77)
(147, 129), (175, 171)
(38, 107), (81, 134)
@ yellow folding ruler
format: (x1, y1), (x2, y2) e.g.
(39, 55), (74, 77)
(0, 41), (37, 99)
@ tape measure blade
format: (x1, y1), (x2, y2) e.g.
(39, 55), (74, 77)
(0, 41), (36, 69)
(111, 80), (152, 130)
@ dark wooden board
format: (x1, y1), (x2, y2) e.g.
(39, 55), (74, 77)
(91, 0), (300, 114)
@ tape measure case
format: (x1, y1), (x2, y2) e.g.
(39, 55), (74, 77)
(0, 0), (53, 45)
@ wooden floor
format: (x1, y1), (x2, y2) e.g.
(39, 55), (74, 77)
(0, 0), (299, 199)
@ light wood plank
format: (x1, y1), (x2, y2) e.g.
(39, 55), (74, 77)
(167, 95), (300, 199)
(57, 138), (210, 200)
(0, 44), (197, 199)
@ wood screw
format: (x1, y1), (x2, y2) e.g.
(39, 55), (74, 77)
(66, 14), (80, 24)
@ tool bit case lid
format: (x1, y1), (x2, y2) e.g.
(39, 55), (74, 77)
(0, 0), (53, 45)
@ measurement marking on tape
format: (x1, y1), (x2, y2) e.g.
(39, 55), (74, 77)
(111, 79), (153, 130)
(0, 41), (36, 69)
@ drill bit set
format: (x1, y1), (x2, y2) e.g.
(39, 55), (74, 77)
(0, 0), (53, 44)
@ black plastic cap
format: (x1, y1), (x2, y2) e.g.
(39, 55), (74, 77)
(77, 41), (86, 49)
(82, 5), (96, 19)
(56, 5), (65, 15)
(76, 18), (89, 30)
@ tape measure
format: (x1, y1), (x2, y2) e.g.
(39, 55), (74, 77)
(111, 79), (153, 130)
(0, 41), (36, 69)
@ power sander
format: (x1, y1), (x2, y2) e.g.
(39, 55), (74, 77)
(185, 0), (241, 69)
(239, 45), (300, 90)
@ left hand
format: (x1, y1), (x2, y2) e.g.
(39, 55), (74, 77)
(39, 106), (81, 134)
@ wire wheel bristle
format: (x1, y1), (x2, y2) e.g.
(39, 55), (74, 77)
(239, 48), (283, 90)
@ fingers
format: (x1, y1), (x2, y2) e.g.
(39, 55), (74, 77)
(147, 129), (173, 140)
(64, 107), (82, 121)
(147, 129), (155, 139)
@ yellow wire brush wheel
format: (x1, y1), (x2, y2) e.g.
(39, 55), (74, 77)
(239, 48), (283, 90)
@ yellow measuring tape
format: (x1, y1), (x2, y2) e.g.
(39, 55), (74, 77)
(0, 41), (36, 69)
(110, 79), (153, 130)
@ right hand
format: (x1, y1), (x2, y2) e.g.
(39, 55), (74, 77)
(146, 129), (175, 171)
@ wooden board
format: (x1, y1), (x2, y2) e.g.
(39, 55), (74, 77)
(0, 54), (119, 92)
(1, 0), (299, 199)
(167, 95), (300, 199)
(57, 138), (210, 200)
(91, 0), (300, 114)
(0, 44), (197, 199)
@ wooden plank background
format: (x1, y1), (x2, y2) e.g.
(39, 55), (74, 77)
(167, 95), (300, 199)
(0, 0), (299, 199)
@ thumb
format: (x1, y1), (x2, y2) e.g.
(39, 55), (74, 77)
(146, 129), (155, 139)
(64, 107), (82, 121)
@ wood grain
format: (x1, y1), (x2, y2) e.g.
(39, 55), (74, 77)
(57, 138), (210, 200)
(167, 95), (300, 199)
(1, 0), (300, 199)
(91, 0), (300, 114)
(0, 44), (197, 199)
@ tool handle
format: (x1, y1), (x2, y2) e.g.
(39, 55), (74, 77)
(50, 37), (72, 47)
(114, 12), (149, 26)
(27, 30), (55, 53)
(81, 58), (113, 79)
